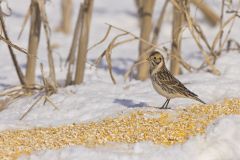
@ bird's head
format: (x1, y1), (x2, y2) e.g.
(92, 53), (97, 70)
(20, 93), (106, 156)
(147, 51), (165, 69)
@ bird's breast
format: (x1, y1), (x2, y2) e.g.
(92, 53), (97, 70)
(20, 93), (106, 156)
(151, 74), (184, 99)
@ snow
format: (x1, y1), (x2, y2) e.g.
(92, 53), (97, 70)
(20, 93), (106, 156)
(0, 0), (240, 159)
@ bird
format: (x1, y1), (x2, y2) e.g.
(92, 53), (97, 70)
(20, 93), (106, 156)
(146, 51), (205, 109)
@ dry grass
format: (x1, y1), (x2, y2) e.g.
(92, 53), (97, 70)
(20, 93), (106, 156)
(1, 98), (240, 159)
(19, 63), (58, 120)
(0, 98), (10, 111)
(0, 63), (58, 119)
(0, 8), (26, 85)
(172, 0), (240, 75)
(95, 0), (230, 81)
(93, 23), (202, 84)
(0, 35), (27, 54)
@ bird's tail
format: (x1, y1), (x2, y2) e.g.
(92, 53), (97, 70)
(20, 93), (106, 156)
(193, 96), (206, 104)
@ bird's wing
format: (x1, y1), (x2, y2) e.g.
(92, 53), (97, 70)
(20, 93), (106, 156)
(156, 71), (198, 97)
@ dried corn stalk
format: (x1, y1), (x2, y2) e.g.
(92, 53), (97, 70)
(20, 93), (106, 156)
(37, 0), (57, 90)
(191, 0), (220, 26)
(137, 0), (155, 81)
(152, 0), (169, 45)
(25, 0), (57, 90)
(74, 0), (94, 84)
(56, 0), (73, 34)
(25, 0), (41, 88)
(170, 0), (184, 75)
(65, 3), (84, 86)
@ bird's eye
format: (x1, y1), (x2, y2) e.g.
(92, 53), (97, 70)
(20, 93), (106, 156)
(154, 57), (156, 59)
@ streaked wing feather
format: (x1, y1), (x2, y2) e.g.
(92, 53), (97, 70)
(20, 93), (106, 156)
(156, 70), (198, 98)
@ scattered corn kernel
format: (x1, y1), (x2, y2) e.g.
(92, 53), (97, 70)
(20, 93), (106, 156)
(0, 98), (240, 159)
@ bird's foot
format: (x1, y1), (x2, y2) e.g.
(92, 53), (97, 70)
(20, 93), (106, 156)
(164, 107), (171, 110)
(154, 106), (171, 110)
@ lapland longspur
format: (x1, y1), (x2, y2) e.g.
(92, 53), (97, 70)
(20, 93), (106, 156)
(147, 51), (205, 109)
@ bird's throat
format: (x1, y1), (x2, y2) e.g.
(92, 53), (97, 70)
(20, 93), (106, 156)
(151, 62), (164, 76)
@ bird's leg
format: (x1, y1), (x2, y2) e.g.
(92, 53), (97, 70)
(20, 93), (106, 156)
(160, 99), (169, 109)
(164, 99), (171, 109)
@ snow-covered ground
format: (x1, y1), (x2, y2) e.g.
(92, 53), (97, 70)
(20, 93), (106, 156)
(1, 0), (240, 159)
